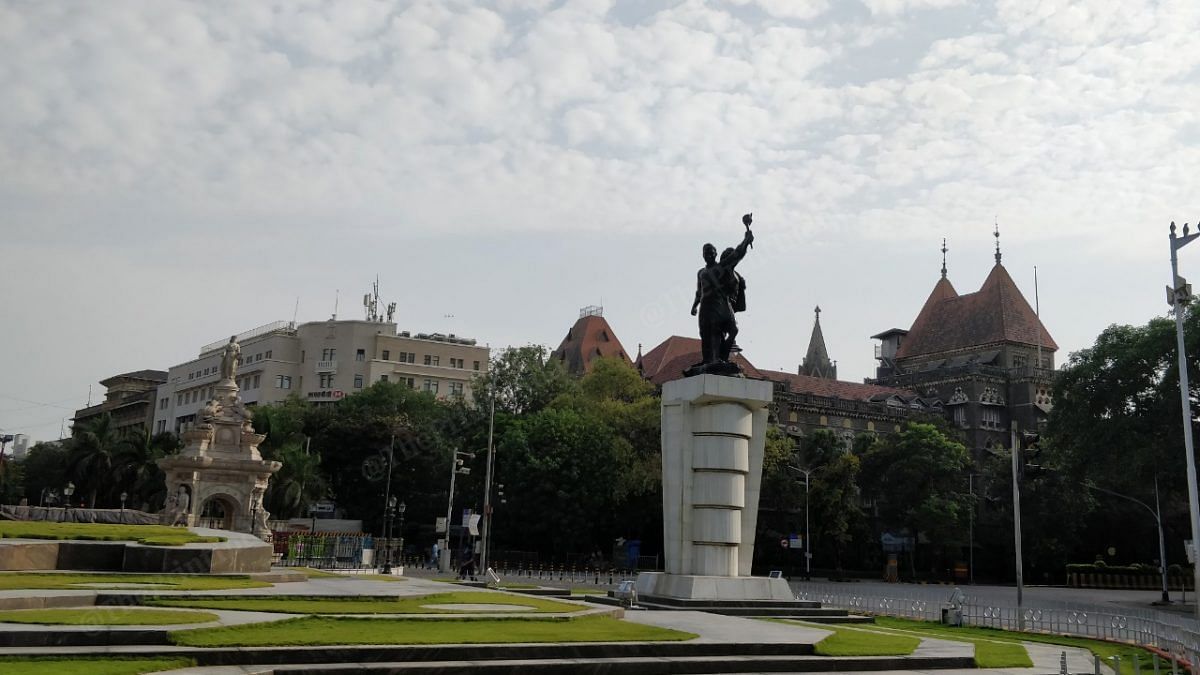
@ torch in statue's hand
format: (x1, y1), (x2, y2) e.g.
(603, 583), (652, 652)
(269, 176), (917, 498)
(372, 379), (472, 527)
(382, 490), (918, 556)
(742, 213), (754, 248)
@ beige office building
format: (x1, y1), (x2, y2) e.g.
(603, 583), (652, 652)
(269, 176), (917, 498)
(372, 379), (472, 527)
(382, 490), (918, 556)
(153, 319), (489, 435)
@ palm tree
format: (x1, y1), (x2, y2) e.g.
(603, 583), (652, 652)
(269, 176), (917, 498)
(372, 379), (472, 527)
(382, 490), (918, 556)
(266, 442), (327, 519)
(114, 428), (180, 511)
(69, 413), (123, 508)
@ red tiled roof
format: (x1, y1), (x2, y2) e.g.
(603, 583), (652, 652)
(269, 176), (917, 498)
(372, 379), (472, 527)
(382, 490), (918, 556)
(758, 369), (916, 400)
(896, 264), (1058, 360)
(550, 314), (631, 375)
(636, 336), (764, 385)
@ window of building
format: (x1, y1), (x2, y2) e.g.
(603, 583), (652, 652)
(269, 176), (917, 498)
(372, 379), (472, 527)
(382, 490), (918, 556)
(319, 373), (335, 388)
(449, 381), (464, 398)
(322, 348), (336, 361)
(382, 350), (390, 361)
(399, 352), (409, 363)
(188, 373), (194, 380)
(253, 374), (260, 389)
(1012, 354), (1027, 368)
(402, 377), (415, 388)
(424, 354), (431, 365)
(354, 374), (363, 388)
(954, 406), (967, 427)
(276, 375), (292, 389)
(177, 394), (184, 406)
(356, 349), (365, 362)
(423, 379), (438, 394)
(160, 398), (168, 410)
(432, 355), (440, 367)
(981, 408), (1000, 429)
(380, 374), (389, 382)
(473, 361), (480, 371)
(256, 353), (262, 362)
(208, 386), (213, 398)
(408, 352), (415, 362)
(157, 420), (166, 433)
(301, 350), (305, 363)
(265, 350), (272, 359)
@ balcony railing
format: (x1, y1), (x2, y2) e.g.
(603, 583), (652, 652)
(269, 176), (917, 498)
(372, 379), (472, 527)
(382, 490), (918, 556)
(316, 360), (337, 373)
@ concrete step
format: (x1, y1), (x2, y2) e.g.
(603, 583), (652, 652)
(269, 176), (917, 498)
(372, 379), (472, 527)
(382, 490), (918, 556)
(263, 653), (976, 674)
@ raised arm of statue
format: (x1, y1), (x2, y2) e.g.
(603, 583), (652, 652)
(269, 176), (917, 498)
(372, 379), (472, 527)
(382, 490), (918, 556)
(724, 229), (754, 269)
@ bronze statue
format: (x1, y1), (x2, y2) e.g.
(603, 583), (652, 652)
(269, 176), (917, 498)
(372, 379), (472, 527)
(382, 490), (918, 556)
(686, 214), (754, 376)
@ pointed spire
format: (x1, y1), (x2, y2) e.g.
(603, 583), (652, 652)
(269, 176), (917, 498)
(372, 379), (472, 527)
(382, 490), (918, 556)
(800, 305), (837, 379)
(941, 238), (948, 279)
(994, 219), (1002, 265)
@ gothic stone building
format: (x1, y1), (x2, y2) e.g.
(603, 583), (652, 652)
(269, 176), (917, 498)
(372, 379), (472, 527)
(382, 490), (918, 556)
(870, 248), (1057, 458)
(636, 309), (936, 451)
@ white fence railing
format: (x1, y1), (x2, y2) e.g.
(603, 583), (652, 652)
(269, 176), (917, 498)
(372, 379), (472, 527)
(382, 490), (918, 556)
(791, 581), (1200, 668)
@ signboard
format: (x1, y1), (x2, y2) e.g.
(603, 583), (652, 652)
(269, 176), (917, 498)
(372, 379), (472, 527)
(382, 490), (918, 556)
(461, 508), (473, 527)
(789, 535), (802, 550)
(310, 500), (335, 514)
(435, 517), (447, 533)
(1187, 540), (1195, 564)
(467, 513), (482, 536)
(333, 390), (344, 399)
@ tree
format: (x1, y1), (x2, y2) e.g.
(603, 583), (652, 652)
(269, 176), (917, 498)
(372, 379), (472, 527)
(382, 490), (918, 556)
(113, 429), (181, 511)
(474, 346), (578, 415)
(1044, 309), (1200, 571)
(69, 413), (124, 508)
(267, 442), (327, 519)
(18, 441), (69, 506)
(859, 422), (970, 578)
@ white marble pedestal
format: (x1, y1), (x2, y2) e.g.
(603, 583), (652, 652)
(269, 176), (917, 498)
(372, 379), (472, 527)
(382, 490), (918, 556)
(636, 374), (792, 602)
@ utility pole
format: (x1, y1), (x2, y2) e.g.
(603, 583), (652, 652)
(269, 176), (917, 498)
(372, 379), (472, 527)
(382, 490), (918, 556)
(1169, 221), (1200, 618)
(1011, 424), (1024, 629)
(480, 391), (497, 572)
(381, 435), (393, 573)
(969, 473), (975, 585)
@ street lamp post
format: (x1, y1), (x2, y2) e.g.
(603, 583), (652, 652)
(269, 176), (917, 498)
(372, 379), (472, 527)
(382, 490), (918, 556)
(443, 450), (474, 573)
(63, 482), (75, 511)
(1083, 478), (1171, 603)
(119, 491), (128, 523)
(397, 501), (406, 568)
(1169, 221), (1200, 618)
(788, 465), (813, 579)
(382, 496), (397, 574)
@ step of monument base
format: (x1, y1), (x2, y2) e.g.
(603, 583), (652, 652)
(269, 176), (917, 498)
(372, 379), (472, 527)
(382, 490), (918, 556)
(264, 653), (975, 674)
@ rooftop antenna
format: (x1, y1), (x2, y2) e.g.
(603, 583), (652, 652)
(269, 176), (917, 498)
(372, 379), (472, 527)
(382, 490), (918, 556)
(292, 297), (300, 327)
(86, 384), (92, 407)
(386, 302), (396, 322)
(333, 289), (339, 320)
(941, 238), (948, 278)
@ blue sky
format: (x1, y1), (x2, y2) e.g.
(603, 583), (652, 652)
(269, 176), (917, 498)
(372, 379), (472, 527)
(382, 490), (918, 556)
(1, 0), (1197, 440)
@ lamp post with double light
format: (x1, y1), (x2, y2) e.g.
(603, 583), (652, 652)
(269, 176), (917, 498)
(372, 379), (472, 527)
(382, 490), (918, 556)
(63, 482), (75, 511)
(787, 465), (814, 579)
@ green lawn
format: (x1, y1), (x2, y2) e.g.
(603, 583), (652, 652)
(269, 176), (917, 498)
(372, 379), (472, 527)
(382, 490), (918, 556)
(0, 657), (193, 675)
(769, 620), (918, 656)
(0, 573), (270, 591)
(171, 614), (697, 647)
(149, 591), (586, 614)
(0, 522), (223, 546)
(873, 617), (1168, 670)
(0, 608), (218, 625)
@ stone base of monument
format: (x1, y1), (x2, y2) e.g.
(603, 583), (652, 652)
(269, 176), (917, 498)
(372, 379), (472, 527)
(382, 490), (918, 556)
(634, 571), (793, 601)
